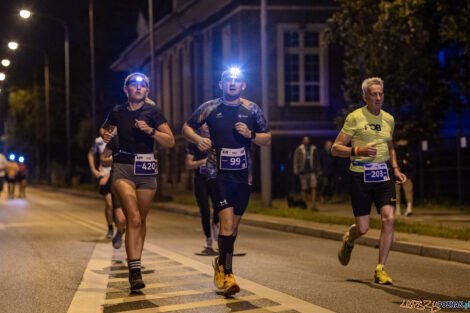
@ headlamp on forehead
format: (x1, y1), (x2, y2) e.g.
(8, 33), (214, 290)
(221, 66), (245, 81)
(9, 154), (15, 161)
(124, 72), (149, 87)
(19, 156), (25, 163)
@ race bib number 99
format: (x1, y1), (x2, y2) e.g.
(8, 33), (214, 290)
(364, 162), (389, 183)
(220, 147), (247, 171)
(134, 154), (157, 175)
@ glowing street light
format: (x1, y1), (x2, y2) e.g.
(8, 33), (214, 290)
(0, 73), (5, 81)
(1, 59), (10, 67)
(19, 10), (31, 19)
(8, 41), (18, 50)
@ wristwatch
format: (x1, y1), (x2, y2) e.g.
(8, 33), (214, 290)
(149, 128), (156, 136)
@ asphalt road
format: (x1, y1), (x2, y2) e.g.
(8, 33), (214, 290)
(0, 187), (469, 313)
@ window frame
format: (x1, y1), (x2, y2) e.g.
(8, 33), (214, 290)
(277, 24), (329, 107)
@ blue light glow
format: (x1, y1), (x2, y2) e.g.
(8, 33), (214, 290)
(19, 156), (25, 163)
(135, 76), (143, 82)
(9, 154), (15, 161)
(229, 67), (241, 76)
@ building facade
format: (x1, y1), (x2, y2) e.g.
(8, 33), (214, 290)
(111, 0), (345, 197)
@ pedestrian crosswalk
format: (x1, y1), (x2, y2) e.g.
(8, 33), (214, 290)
(67, 240), (334, 313)
(103, 249), (300, 313)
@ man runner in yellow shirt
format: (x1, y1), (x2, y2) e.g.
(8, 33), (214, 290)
(331, 77), (406, 284)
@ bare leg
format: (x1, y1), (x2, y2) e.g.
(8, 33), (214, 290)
(348, 215), (370, 242)
(378, 205), (395, 265)
(104, 193), (114, 226)
(113, 179), (142, 260)
(135, 189), (155, 255)
(114, 207), (126, 233)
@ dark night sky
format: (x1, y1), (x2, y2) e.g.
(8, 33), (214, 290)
(0, 0), (172, 123)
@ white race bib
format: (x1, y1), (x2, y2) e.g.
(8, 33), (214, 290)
(219, 147), (247, 171)
(363, 162), (390, 183)
(134, 154), (157, 175)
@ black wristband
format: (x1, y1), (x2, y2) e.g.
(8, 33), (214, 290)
(150, 128), (156, 136)
(251, 130), (256, 139)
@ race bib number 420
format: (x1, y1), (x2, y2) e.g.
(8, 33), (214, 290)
(219, 147), (247, 171)
(363, 162), (389, 183)
(134, 154), (157, 175)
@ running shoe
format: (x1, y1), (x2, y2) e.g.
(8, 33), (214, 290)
(106, 227), (114, 239)
(338, 232), (354, 266)
(223, 273), (240, 296)
(129, 268), (146, 291)
(112, 231), (123, 249)
(374, 264), (393, 285)
(212, 257), (225, 289)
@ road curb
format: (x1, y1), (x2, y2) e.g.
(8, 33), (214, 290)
(35, 186), (470, 266)
(153, 202), (470, 266)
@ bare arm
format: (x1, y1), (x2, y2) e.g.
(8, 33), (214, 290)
(87, 151), (100, 178)
(185, 154), (206, 170)
(388, 141), (406, 183)
(252, 132), (271, 146)
(182, 123), (212, 151)
(331, 131), (377, 158)
(234, 122), (271, 146)
(153, 123), (175, 148)
(331, 131), (353, 158)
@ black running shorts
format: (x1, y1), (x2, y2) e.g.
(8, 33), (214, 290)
(349, 170), (396, 217)
(99, 178), (112, 195)
(209, 177), (251, 216)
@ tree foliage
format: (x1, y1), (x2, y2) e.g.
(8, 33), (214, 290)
(327, 0), (470, 138)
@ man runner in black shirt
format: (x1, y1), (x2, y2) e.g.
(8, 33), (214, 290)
(182, 67), (271, 296)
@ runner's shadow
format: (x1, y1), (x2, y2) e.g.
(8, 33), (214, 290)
(195, 248), (219, 256)
(346, 279), (470, 309)
(80, 238), (110, 243)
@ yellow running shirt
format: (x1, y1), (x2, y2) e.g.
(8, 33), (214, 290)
(341, 106), (394, 173)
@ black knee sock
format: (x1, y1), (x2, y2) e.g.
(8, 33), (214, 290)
(218, 235), (234, 275)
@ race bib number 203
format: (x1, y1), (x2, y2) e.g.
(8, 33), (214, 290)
(363, 162), (389, 183)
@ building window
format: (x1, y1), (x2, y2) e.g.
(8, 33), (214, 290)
(277, 25), (328, 107)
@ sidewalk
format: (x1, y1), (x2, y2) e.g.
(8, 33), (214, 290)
(35, 186), (470, 265)
(153, 201), (470, 265)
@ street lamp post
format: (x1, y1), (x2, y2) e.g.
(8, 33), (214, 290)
(20, 9), (71, 184)
(8, 41), (51, 183)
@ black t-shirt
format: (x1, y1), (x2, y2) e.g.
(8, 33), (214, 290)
(186, 98), (269, 185)
(186, 143), (208, 177)
(104, 103), (167, 164)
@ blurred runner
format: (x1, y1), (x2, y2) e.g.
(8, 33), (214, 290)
(6, 154), (19, 199)
(293, 136), (320, 211)
(185, 123), (219, 254)
(0, 152), (7, 198)
(88, 136), (114, 239)
(17, 156), (27, 198)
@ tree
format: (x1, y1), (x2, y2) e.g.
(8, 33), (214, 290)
(327, 0), (469, 138)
